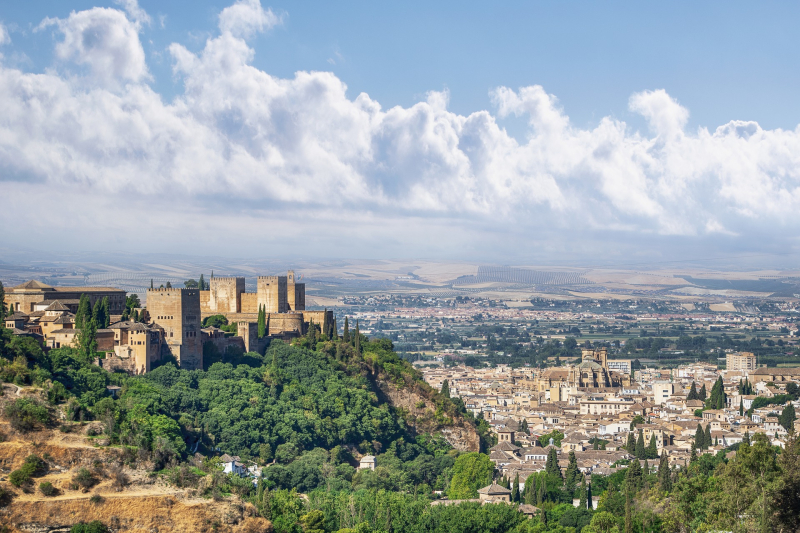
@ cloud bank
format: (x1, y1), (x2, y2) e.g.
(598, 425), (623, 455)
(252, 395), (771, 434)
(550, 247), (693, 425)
(2, 0), (800, 260)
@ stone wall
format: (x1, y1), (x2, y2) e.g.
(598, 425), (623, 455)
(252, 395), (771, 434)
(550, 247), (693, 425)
(240, 293), (258, 314)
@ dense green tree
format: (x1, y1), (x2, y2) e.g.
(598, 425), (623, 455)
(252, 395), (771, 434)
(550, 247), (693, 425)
(354, 321), (361, 356)
(447, 452), (494, 499)
(740, 396), (744, 416)
(440, 380), (450, 398)
(704, 424), (713, 449)
(165, 281), (172, 289)
(699, 383), (707, 401)
(183, 279), (198, 289)
(199, 274), (206, 290)
(646, 434), (658, 459)
(519, 418), (529, 435)
(343, 317), (350, 343)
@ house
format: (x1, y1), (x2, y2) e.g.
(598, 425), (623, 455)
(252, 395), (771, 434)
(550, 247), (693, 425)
(359, 455), (377, 471)
(220, 454), (247, 475)
(477, 483), (512, 503)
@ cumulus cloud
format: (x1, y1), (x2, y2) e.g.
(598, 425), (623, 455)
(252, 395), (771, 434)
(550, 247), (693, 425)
(2, 0), (800, 259)
(37, 7), (148, 87)
(218, 0), (283, 39)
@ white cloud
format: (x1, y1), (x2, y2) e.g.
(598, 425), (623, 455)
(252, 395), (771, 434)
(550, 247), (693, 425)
(0, 23), (10, 45)
(37, 7), (148, 87)
(218, 0), (282, 39)
(2, 1), (800, 259)
(114, 0), (151, 27)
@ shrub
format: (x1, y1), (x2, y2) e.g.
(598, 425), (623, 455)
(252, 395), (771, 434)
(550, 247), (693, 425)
(89, 494), (103, 504)
(39, 482), (57, 496)
(4, 398), (49, 432)
(72, 468), (97, 491)
(70, 521), (109, 533)
(9, 455), (46, 486)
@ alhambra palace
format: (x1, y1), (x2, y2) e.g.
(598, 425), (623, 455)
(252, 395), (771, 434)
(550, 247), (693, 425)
(3, 272), (331, 374)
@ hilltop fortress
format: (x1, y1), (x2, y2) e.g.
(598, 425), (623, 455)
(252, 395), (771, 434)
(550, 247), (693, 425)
(3, 271), (331, 375)
(198, 271), (331, 350)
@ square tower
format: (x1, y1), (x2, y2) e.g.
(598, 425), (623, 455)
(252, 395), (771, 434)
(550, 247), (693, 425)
(257, 276), (287, 313)
(147, 288), (203, 370)
(286, 270), (306, 311)
(209, 277), (245, 313)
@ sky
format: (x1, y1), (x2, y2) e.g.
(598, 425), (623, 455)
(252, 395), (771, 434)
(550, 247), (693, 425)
(1, 0), (800, 265)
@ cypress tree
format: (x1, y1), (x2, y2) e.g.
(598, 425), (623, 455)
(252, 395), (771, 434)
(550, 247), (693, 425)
(647, 434), (658, 459)
(743, 431), (750, 445)
(92, 298), (102, 325)
(690, 446), (697, 463)
(343, 317), (350, 343)
(331, 317), (337, 340)
(626, 456), (642, 492)
(564, 451), (580, 490)
(519, 418), (529, 435)
(512, 473), (520, 503)
(440, 380), (450, 398)
(694, 424), (705, 450)
(704, 424), (712, 449)
(306, 319), (316, 345)
(624, 490), (632, 533)
(335, 342), (343, 361)
(199, 274), (205, 290)
(102, 297), (110, 327)
(586, 481), (593, 509)
(687, 382), (698, 400)
(258, 305), (266, 338)
(0, 280), (6, 321)
(626, 431), (636, 452)
(780, 403), (796, 431)
(524, 474), (536, 505)
(699, 383), (707, 401)
(77, 317), (98, 361)
(545, 448), (562, 479)
(739, 397), (744, 416)
(150, 279), (154, 289)
(538, 474), (546, 505)
(75, 294), (91, 330)
(635, 429), (646, 458)
(354, 320), (361, 356)
(658, 451), (671, 492)
(578, 475), (587, 508)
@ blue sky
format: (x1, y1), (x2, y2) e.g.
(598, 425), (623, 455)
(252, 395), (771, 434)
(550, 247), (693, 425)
(1, 0), (800, 263)
(5, 1), (799, 133)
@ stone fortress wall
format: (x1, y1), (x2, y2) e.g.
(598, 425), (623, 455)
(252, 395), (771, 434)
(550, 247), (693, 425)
(201, 271), (330, 343)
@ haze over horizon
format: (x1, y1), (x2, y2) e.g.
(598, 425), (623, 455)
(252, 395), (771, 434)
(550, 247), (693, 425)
(2, 0), (800, 264)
